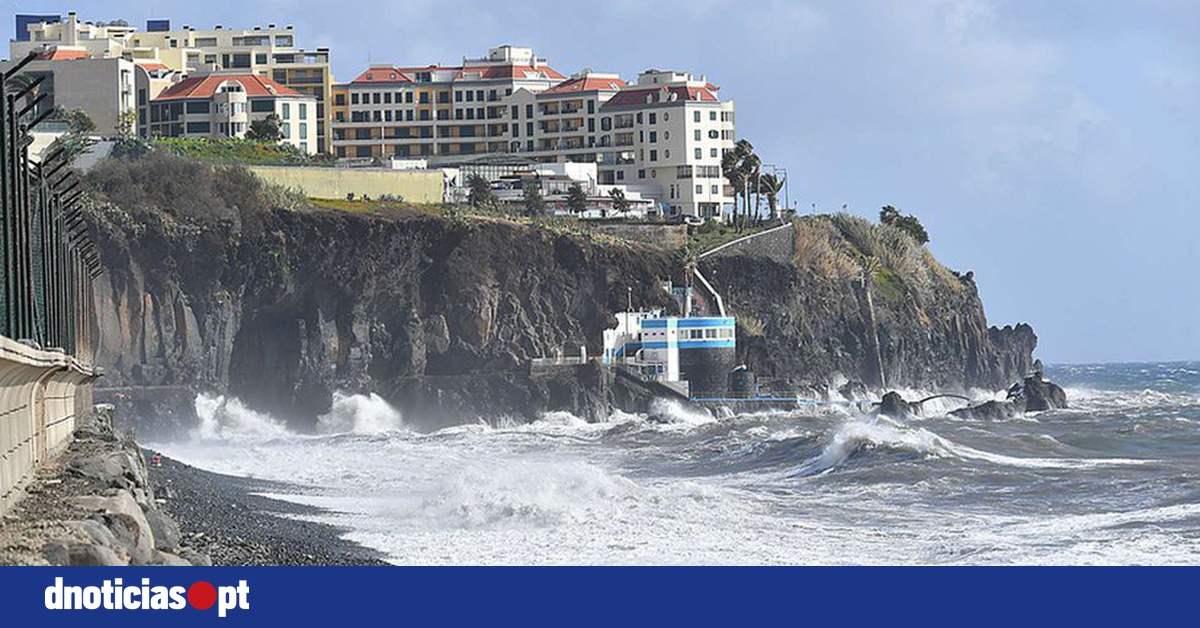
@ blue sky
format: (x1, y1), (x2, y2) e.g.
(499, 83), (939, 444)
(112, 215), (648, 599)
(7, 1), (1197, 363)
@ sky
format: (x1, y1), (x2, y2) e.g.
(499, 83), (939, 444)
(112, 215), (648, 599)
(5, 0), (1197, 364)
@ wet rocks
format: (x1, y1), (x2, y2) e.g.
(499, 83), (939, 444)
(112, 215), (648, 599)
(1009, 371), (1068, 412)
(877, 391), (920, 419)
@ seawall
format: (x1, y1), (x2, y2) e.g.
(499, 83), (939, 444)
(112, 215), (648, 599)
(0, 335), (95, 515)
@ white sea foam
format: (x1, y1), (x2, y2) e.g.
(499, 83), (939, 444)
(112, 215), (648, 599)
(317, 392), (405, 435)
(192, 393), (290, 440)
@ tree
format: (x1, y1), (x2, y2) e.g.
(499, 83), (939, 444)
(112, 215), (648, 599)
(675, 243), (701, 291)
(758, 173), (786, 220)
(467, 174), (496, 210)
(115, 109), (137, 141)
(722, 139), (760, 231)
(721, 150), (743, 227)
(50, 107), (96, 135)
(247, 113), (284, 142)
(522, 180), (546, 217)
(566, 182), (588, 215)
(879, 205), (930, 245)
(609, 188), (630, 214)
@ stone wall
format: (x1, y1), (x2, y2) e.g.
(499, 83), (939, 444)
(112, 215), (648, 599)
(584, 223), (688, 249)
(705, 223), (796, 263)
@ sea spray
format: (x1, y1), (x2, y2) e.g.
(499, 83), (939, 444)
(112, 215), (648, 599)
(192, 394), (290, 440)
(317, 392), (406, 435)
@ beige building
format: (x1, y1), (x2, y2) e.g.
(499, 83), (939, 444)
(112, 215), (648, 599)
(148, 73), (318, 153)
(330, 45), (566, 160)
(12, 12), (334, 152)
(332, 47), (736, 217)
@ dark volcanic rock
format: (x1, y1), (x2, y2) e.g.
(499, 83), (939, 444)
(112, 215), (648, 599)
(1008, 372), (1068, 412)
(878, 392), (919, 419)
(85, 157), (1038, 431)
(951, 399), (1021, 421)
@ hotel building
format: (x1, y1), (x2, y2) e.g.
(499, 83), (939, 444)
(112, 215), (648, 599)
(331, 46), (736, 218)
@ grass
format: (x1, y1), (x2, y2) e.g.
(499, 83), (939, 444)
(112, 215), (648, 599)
(152, 137), (337, 166)
(688, 222), (768, 254)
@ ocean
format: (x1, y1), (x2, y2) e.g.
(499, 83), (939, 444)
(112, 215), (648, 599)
(151, 362), (1200, 565)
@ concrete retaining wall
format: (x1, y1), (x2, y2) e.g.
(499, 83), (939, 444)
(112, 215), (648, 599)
(247, 165), (444, 204)
(584, 223), (688, 249)
(0, 336), (94, 515)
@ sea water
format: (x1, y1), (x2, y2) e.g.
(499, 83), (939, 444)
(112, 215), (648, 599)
(151, 362), (1200, 565)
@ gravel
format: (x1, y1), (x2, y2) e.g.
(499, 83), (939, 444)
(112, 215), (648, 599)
(146, 452), (390, 566)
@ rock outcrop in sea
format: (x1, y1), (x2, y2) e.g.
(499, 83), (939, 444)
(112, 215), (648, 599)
(83, 154), (1038, 433)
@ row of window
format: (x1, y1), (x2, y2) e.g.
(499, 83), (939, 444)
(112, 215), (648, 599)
(682, 328), (735, 340)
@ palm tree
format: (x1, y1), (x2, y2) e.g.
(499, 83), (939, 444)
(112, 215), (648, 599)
(741, 150), (762, 228)
(675, 243), (700, 290)
(608, 188), (630, 215)
(758, 173), (786, 220)
(721, 150), (743, 227)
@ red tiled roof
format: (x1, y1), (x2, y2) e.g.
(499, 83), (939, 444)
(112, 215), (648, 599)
(36, 48), (90, 61)
(351, 67), (414, 84)
(458, 64), (565, 81)
(542, 75), (627, 95)
(154, 74), (303, 101)
(136, 62), (170, 72)
(602, 86), (719, 108)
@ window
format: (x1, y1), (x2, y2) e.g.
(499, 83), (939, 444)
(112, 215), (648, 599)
(617, 171), (625, 181)
(711, 111), (718, 121)
(665, 150), (670, 159)
(299, 103), (308, 118)
(335, 93), (346, 106)
(455, 91), (463, 102)
(636, 113), (643, 124)
(511, 105), (519, 118)
(512, 123), (519, 137)
(351, 93), (359, 105)
(373, 93), (381, 105)
(438, 91), (450, 104)
(186, 121), (210, 134)
(649, 131), (657, 143)
(195, 37), (217, 47)
(712, 185), (720, 195)
(251, 100), (274, 113)
(276, 35), (294, 47)
(406, 92), (414, 104)
(526, 104), (534, 118)
(711, 148), (718, 158)
(649, 113), (657, 124)
(255, 53), (267, 65)
(664, 131), (670, 140)
(695, 148), (702, 160)
(709, 130), (720, 139)
(186, 101), (210, 114)
(694, 130), (702, 141)
(385, 93), (393, 104)
(299, 123), (308, 140)
(696, 185), (703, 195)
(694, 111), (701, 123)
(601, 117), (611, 131)
(638, 169), (646, 179)
(283, 123), (291, 137)
(420, 92), (430, 104)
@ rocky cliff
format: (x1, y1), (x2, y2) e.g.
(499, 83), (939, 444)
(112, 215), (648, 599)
(84, 155), (1035, 433)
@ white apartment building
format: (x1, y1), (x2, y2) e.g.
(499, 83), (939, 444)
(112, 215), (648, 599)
(148, 73), (318, 153)
(332, 47), (737, 218)
(12, 12), (333, 152)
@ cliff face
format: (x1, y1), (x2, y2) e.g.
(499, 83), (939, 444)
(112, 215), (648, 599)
(85, 156), (1035, 432)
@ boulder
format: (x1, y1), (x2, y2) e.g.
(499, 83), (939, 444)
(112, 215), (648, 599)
(951, 400), (1020, 421)
(44, 542), (126, 567)
(148, 550), (192, 567)
(877, 391), (919, 419)
(1008, 372), (1068, 411)
(74, 490), (155, 565)
(143, 508), (182, 551)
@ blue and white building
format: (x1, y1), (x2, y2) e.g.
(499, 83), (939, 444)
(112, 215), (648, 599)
(603, 311), (737, 396)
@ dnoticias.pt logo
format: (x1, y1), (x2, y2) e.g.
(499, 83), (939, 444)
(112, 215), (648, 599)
(45, 577), (250, 617)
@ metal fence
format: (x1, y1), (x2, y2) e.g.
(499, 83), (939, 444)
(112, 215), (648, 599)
(0, 52), (101, 361)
